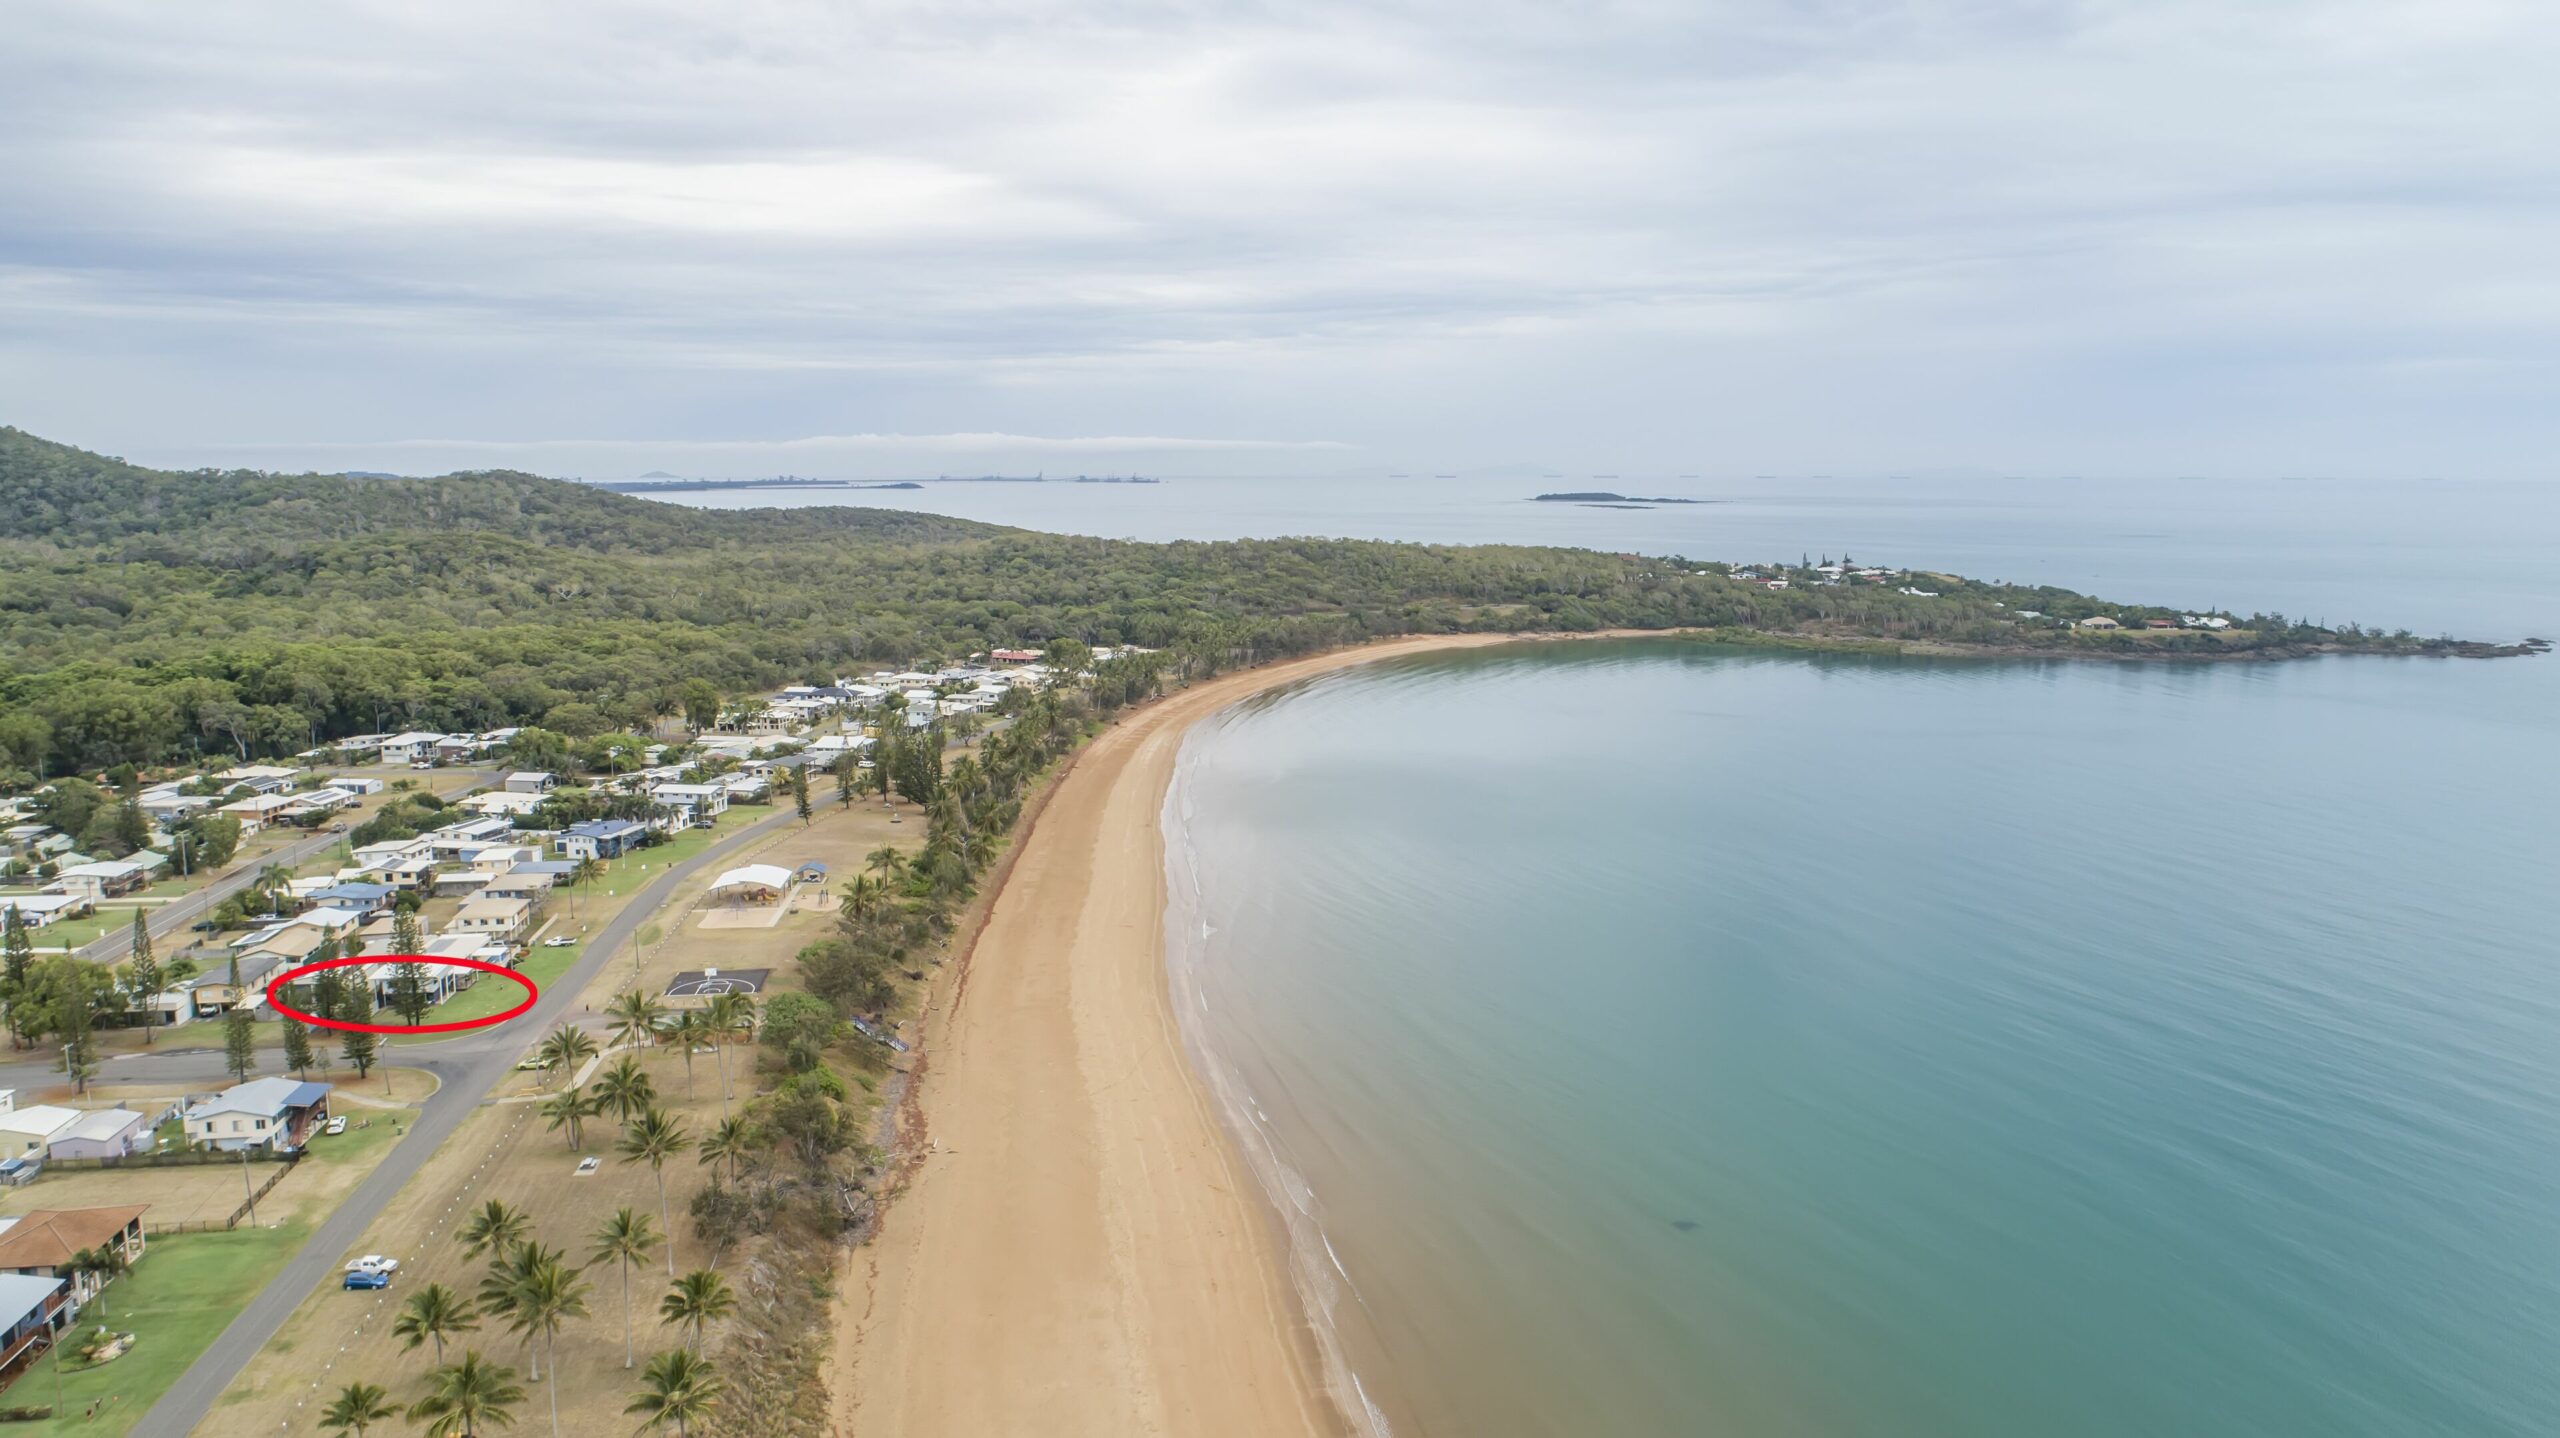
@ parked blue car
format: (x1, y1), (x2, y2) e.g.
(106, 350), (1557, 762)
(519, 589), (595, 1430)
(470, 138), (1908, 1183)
(342, 1269), (391, 1290)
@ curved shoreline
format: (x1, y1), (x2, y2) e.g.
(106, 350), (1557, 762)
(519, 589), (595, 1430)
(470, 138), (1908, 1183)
(829, 632), (1528, 1438)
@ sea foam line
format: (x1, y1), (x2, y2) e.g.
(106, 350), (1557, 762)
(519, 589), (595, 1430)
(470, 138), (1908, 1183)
(1163, 740), (1396, 1438)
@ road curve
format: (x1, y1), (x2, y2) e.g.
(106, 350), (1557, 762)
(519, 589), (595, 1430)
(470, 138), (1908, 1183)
(135, 807), (803, 1438)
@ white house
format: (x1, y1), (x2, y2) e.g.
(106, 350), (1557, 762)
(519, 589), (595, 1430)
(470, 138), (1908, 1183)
(183, 1079), (332, 1154)
(502, 771), (556, 795)
(217, 764), (302, 796)
(0, 1107), (81, 1158)
(0, 894), (89, 929)
(218, 792), (303, 830)
(456, 790), (547, 819)
(450, 895), (532, 941)
(45, 1109), (151, 1162)
(647, 783), (729, 826)
(45, 858), (155, 901)
(378, 732), (449, 765)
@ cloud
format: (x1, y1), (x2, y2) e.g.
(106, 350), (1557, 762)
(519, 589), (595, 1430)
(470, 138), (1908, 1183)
(1, 0), (2556, 476)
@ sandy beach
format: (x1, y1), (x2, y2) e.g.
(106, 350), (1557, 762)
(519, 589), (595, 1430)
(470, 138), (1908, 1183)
(831, 633), (1521, 1438)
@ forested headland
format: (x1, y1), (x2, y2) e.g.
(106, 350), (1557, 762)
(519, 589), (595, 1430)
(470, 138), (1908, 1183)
(0, 425), (2529, 782)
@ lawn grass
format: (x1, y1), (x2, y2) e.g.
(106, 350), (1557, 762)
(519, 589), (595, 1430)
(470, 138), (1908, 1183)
(587, 806), (770, 898)
(23, 1225), (306, 1436)
(387, 940), (583, 1046)
(26, 908), (130, 952)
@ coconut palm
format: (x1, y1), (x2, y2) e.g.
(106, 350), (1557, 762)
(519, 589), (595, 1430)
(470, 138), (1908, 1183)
(702, 992), (756, 1116)
(319, 1380), (398, 1436)
(594, 1054), (657, 1127)
(864, 844), (906, 885)
(697, 1116), (754, 1186)
(68, 1245), (126, 1318)
(532, 1023), (598, 1085)
(473, 1241), (545, 1378)
(539, 1083), (600, 1151)
(626, 1349), (725, 1436)
(457, 1199), (530, 1261)
(658, 1270), (736, 1352)
(407, 1350), (525, 1438)
(618, 1107), (689, 1275)
(508, 1252), (591, 1437)
(606, 989), (666, 1055)
(589, 1206), (661, 1370)
(668, 1008), (707, 1096)
(393, 1283), (480, 1366)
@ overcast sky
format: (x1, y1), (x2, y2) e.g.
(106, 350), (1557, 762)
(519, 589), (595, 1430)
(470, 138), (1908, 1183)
(3, 1), (2554, 479)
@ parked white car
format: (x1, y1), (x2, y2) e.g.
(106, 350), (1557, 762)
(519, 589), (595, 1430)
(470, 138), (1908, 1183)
(344, 1255), (400, 1275)
(542, 936), (576, 948)
(323, 1116), (348, 1136)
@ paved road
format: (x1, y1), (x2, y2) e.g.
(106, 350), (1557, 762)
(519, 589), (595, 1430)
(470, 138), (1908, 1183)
(134, 807), (802, 1438)
(72, 768), (497, 966)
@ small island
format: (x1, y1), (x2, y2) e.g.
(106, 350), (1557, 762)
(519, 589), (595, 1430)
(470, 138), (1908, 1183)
(1531, 491), (1712, 508)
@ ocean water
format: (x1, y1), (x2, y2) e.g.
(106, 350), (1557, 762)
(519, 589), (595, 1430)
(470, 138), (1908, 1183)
(676, 472), (2560, 642)
(676, 472), (2560, 1434)
(1165, 641), (2560, 1438)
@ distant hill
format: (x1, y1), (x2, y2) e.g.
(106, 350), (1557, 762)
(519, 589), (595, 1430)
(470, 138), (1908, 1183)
(0, 426), (990, 559)
(0, 425), (2499, 780)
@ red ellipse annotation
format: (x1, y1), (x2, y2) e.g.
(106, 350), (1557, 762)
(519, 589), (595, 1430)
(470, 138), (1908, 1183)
(263, 954), (539, 1035)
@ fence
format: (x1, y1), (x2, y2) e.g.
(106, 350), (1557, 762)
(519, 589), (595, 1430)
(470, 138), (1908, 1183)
(226, 1157), (299, 1228)
(45, 1147), (288, 1173)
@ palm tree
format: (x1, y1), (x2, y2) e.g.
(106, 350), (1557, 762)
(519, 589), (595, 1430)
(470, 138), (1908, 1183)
(668, 1008), (708, 1096)
(626, 1349), (725, 1436)
(254, 861), (293, 913)
(393, 1283), (480, 1366)
(532, 1023), (599, 1085)
(697, 1117), (754, 1186)
(408, 1350), (525, 1438)
(474, 1241), (545, 1378)
(606, 989), (666, 1055)
(659, 1270), (736, 1352)
(540, 1083), (599, 1151)
(864, 844), (906, 886)
(703, 993), (756, 1116)
(595, 1054), (657, 1127)
(589, 1206), (661, 1370)
(457, 1200), (530, 1261)
(509, 1253), (592, 1437)
(68, 1245), (126, 1318)
(618, 1107), (689, 1275)
(319, 1380), (399, 1437)
(842, 872), (877, 920)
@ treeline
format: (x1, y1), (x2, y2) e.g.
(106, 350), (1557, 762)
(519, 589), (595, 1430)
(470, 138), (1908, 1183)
(0, 428), (2474, 783)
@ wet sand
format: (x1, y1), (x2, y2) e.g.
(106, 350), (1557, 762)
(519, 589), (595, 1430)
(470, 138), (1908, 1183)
(831, 633), (1521, 1437)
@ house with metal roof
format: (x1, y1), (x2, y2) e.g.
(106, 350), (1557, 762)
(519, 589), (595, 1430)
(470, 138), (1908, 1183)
(182, 1078), (332, 1153)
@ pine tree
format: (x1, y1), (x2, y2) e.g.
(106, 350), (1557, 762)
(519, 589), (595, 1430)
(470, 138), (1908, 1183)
(833, 756), (855, 808)
(1, 907), (33, 1049)
(283, 1017), (316, 1079)
(388, 909), (431, 1025)
(223, 1006), (256, 1081)
(55, 978), (98, 1095)
(792, 764), (812, 824)
(123, 910), (163, 1046)
(337, 982), (377, 1079)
